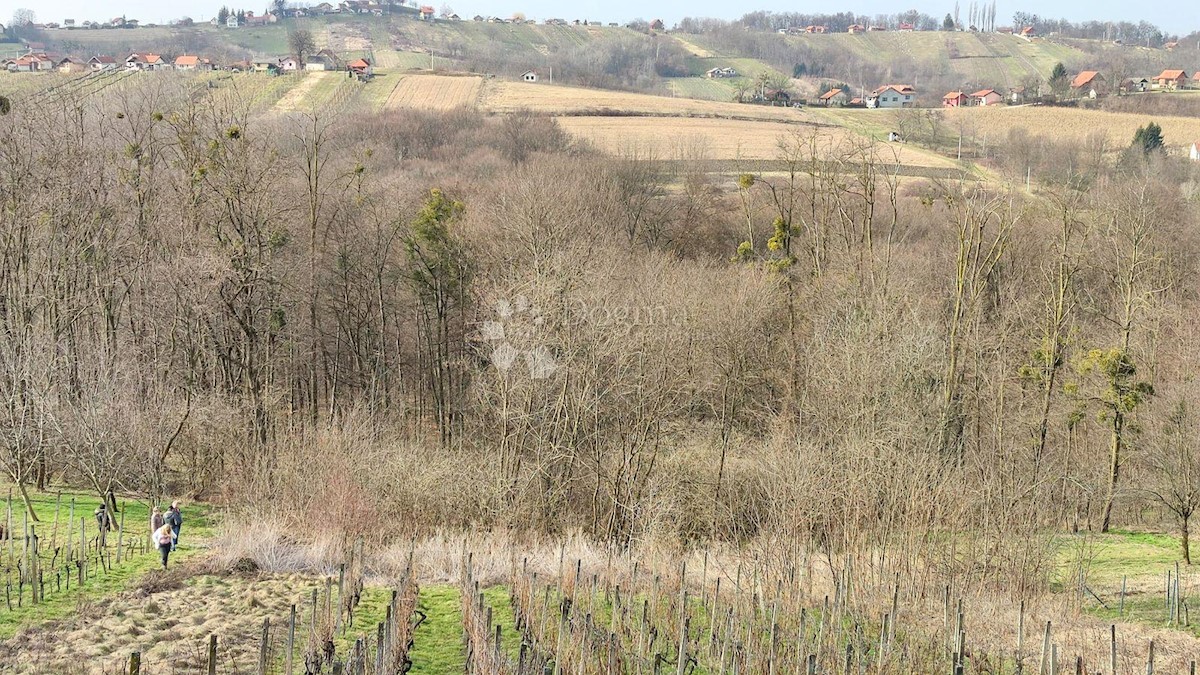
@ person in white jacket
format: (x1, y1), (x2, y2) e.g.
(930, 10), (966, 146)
(154, 522), (174, 569)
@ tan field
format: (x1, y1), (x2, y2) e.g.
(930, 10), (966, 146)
(483, 80), (818, 123)
(943, 105), (1200, 150)
(556, 116), (960, 168)
(384, 73), (482, 110)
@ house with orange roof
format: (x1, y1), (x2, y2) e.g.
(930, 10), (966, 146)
(819, 88), (848, 106)
(1071, 71), (1106, 98)
(1020, 26), (1035, 37)
(174, 55), (200, 70)
(419, 5), (435, 20)
(1154, 69), (1190, 90)
(942, 91), (968, 107)
(348, 58), (373, 77)
(847, 24), (865, 34)
(971, 89), (1003, 106)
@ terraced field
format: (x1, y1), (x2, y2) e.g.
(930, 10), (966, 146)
(384, 73), (482, 110)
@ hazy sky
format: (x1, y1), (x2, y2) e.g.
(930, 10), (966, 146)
(5, 0), (1195, 33)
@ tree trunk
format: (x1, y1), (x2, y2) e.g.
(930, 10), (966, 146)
(1100, 413), (1123, 533)
(1183, 514), (1191, 565)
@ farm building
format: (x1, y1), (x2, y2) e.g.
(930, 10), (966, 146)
(847, 24), (865, 34)
(57, 57), (88, 74)
(971, 89), (1003, 106)
(1154, 69), (1190, 90)
(348, 58), (373, 77)
(867, 84), (915, 109)
(1071, 71), (1106, 98)
(174, 55), (200, 71)
(819, 88), (849, 106)
(419, 6), (435, 20)
(522, 70), (539, 82)
(305, 54), (334, 71)
(1122, 77), (1150, 93)
(942, 91), (968, 107)
(89, 55), (118, 71)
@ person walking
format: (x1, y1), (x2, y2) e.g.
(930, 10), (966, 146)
(154, 522), (174, 569)
(94, 502), (111, 548)
(150, 506), (164, 540)
(165, 502), (182, 551)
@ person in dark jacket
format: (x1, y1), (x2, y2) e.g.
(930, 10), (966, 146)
(165, 502), (182, 551)
(150, 506), (164, 541)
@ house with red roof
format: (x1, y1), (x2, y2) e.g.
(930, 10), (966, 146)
(898, 22), (915, 31)
(942, 91), (968, 107)
(419, 5), (436, 20)
(174, 55), (200, 70)
(1154, 69), (1190, 90)
(971, 89), (1003, 106)
(1020, 26), (1035, 37)
(847, 24), (865, 34)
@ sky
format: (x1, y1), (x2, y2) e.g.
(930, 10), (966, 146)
(3, 0), (1195, 34)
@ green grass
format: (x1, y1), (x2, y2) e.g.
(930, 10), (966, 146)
(668, 77), (738, 101)
(480, 586), (521, 660)
(0, 486), (214, 640)
(409, 585), (465, 674)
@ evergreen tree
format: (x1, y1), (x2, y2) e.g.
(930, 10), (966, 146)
(217, 6), (230, 24)
(943, 13), (956, 30)
(1132, 122), (1164, 153)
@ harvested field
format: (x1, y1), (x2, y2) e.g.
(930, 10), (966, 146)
(384, 73), (482, 110)
(943, 105), (1200, 150)
(483, 80), (817, 123)
(556, 116), (959, 168)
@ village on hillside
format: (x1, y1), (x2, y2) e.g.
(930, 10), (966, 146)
(2, 3), (1196, 120)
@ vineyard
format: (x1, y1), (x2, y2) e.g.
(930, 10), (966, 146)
(8, 517), (1200, 673)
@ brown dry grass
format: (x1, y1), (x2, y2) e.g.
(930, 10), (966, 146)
(943, 105), (1200, 150)
(384, 73), (483, 110)
(556, 116), (959, 167)
(1, 566), (318, 674)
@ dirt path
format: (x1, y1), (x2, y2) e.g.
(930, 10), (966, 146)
(273, 72), (328, 112)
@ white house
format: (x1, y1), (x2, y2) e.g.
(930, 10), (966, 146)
(1191, 141), (1200, 162)
(279, 57), (300, 71)
(522, 70), (538, 82)
(866, 84), (916, 108)
(226, 15), (240, 27)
